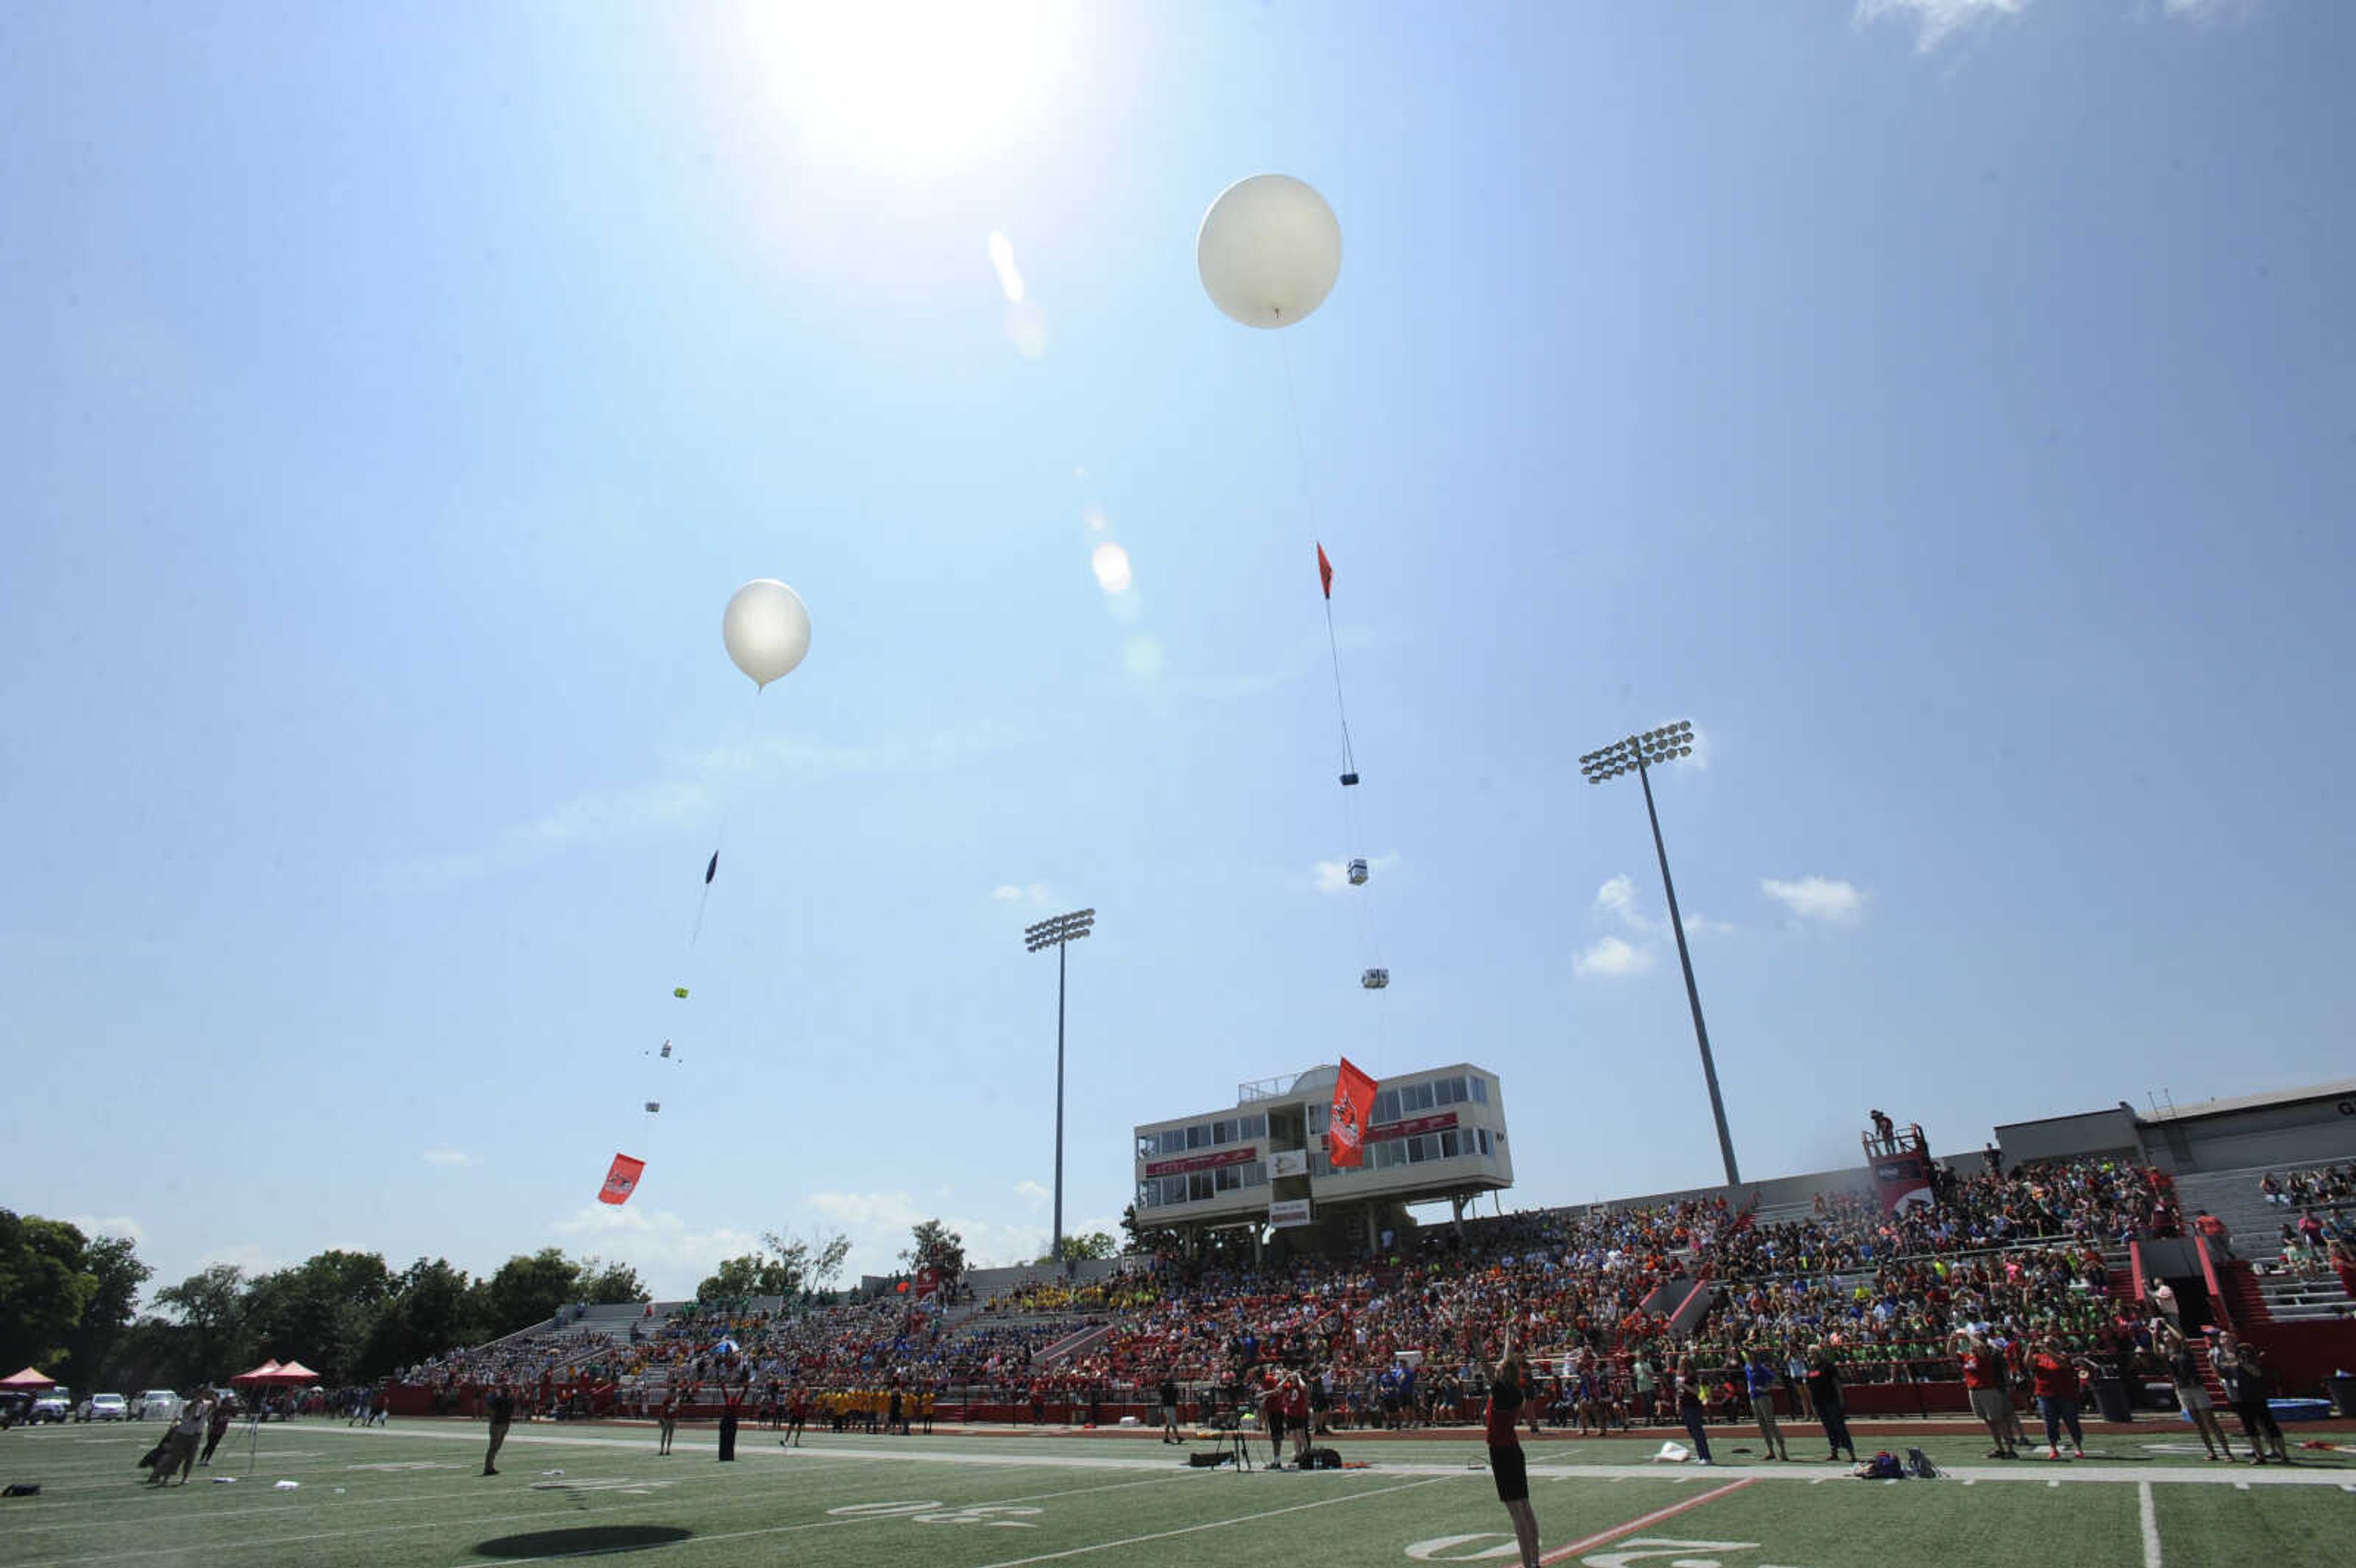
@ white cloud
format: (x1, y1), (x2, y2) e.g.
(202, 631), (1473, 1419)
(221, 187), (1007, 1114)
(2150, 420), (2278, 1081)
(63, 1213), (145, 1245)
(991, 882), (1052, 906)
(1595, 874), (1639, 921)
(1761, 876), (1868, 924)
(1013, 1180), (1050, 1205)
(550, 1205), (765, 1296)
(1573, 934), (1654, 978)
(420, 1149), (474, 1167)
(1312, 851), (1400, 894)
(1855, 0), (2027, 52)
(802, 1189), (1069, 1277)
(1590, 874), (1733, 948)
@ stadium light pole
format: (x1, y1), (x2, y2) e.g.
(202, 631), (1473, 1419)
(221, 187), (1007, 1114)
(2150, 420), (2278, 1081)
(1023, 907), (1095, 1264)
(1579, 721), (1741, 1188)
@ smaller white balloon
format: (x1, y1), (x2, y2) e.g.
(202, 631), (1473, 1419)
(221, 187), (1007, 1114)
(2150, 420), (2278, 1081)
(722, 579), (812, 689)
(1196, 174), (1343, 329)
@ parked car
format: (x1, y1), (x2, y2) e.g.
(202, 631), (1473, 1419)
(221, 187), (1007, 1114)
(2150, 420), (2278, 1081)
(134, 1390), (182, 1423)
(29, 1391), (71, 1424)
(83, 1393), (129, 1421)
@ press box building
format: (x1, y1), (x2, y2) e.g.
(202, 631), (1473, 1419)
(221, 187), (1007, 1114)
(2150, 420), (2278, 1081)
(1132, 1061), (1514, 1256)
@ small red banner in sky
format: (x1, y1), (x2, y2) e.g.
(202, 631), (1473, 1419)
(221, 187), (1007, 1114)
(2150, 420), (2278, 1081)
(598, 1153), (646, 1205)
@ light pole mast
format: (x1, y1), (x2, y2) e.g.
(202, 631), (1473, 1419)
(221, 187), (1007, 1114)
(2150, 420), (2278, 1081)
(1023, 907), (1096, 1261)
(1580, 722), (1740, 1187)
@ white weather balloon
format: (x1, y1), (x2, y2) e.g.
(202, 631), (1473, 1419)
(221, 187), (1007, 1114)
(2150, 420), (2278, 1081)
(722, 579), (812, 689)
(1196, 174), (1343, 329)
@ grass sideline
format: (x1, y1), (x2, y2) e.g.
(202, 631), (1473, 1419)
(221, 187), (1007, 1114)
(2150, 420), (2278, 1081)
(1, 1416), (2350, 1568)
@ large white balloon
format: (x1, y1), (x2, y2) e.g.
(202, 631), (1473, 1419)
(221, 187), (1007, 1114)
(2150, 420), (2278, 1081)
(722, 579), (811, 690)
(1196, 174), (1342, 329)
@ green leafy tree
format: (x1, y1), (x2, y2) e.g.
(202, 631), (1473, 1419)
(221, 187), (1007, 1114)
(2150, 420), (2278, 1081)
(478, 1248), (585, 1336)
(0, 1212), (107, 1376)
(62, 1233), (150, 1391)
(902, 1220), (966, 1293)
(359, 1258), (482, 1380)
(1034, 1230), (1117, 1265)
(244, 1250), (393, 1383)
(758, 1229), (853, 1300)
(576, 1258), (647, 1304)
(1119, 1204), (1180, 1259)
(152, 1263), (253, 1384)
(696, 1253), (791, 1301)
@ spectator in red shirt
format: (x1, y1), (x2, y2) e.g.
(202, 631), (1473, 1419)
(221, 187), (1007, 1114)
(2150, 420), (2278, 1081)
(1954, 1332), (2017, 1459)
(2027, 1337), (2087, 1460)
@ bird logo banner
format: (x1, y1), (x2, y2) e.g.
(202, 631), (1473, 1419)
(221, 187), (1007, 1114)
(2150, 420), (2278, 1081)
(598, 1153), (646, 1205)
(1327, 1057), (1377, 1169)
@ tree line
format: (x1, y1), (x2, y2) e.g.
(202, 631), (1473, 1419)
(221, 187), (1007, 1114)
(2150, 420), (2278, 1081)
(2, 1208), (1122, 1395)
(2, 1209), (647, 1392)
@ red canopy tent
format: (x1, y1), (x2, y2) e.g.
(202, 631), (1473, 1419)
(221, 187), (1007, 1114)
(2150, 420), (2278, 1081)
(228, 1360), (282, 1388)
(222, 1360), (320, 1476)
(1, 1367), (56, 1391)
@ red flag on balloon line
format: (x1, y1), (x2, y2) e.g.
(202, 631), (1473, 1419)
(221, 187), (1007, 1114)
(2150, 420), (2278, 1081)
(598, 1153), (646, 1205)
(1327, 1057), (1377, 1169)
(1317, 542), (1334, 600)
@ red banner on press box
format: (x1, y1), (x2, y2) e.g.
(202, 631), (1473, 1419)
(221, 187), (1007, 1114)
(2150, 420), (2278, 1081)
(598, 1153), (645, 1205)
(1326, 1057), (1378, 1169)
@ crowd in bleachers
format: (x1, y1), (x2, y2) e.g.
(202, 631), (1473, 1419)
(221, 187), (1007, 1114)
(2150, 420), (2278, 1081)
(1710, 1159), (2172, 1283)
(2259, 1163), (2355, 1211)
(399, 1329), (625, 1405)
(398, 1151), (2350, 1431)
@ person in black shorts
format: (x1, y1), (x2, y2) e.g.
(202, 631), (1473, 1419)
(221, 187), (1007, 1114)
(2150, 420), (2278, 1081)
(1486, 1331), (1542, 1568)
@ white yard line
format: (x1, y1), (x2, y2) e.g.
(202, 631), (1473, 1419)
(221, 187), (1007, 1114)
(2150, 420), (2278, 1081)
(1541, 1477), (1758, 1565)
(2138, 1480), (2162, 1568)
(13, 1464), (1194, 1568)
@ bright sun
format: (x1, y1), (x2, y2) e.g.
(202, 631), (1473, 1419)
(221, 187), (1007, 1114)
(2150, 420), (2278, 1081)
(741, 1), (1080, 178)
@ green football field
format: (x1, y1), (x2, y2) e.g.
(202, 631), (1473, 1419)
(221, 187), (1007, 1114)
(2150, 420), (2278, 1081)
(2, 1417), (2351, 1568)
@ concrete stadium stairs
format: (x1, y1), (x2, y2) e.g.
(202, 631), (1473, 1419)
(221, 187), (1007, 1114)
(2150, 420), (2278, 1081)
(2171, 1166), (2354, 1324)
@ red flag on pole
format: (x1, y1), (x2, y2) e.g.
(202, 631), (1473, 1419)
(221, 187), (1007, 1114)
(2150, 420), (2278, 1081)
(598, 1153), (646, 1205)
(1316, 542), (1334, 600)
(1326, 1057), (1378, 1169)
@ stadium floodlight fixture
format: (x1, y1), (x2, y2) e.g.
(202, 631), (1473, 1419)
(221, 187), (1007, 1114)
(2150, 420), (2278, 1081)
(1579, 720), (1740, 1187)
(1025, 907), (1095, 952)
(1022, 907), (1096, 1261)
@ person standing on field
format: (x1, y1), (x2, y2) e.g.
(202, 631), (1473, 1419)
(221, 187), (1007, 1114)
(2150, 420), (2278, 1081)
(482, 1383), (515, 1477)
(1485, 1330), (1543, 1568)
(1744, 1347), (1789, 1461)
(1806, 1348), (1855, 1464)
(1956, 1332), (2017, 1459)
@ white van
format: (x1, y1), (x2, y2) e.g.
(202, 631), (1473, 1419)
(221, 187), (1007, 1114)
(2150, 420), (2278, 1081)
(135, 1390), (183, 1423)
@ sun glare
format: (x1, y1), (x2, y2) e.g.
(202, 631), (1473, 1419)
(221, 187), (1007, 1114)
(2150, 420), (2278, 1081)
(742, 1), (1080, 177)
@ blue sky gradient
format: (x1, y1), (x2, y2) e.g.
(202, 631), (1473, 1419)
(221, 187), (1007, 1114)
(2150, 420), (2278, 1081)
(5, 1), (2351, 1296)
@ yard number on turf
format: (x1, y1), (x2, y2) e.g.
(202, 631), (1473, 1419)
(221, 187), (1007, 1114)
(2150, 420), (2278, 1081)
(827, 1501), (1039, 1529)
(1406, 1537), (1811, 1568)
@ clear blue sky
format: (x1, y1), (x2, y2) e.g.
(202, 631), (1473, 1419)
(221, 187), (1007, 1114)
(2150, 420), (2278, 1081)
(6, 1), (2351, 1299)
